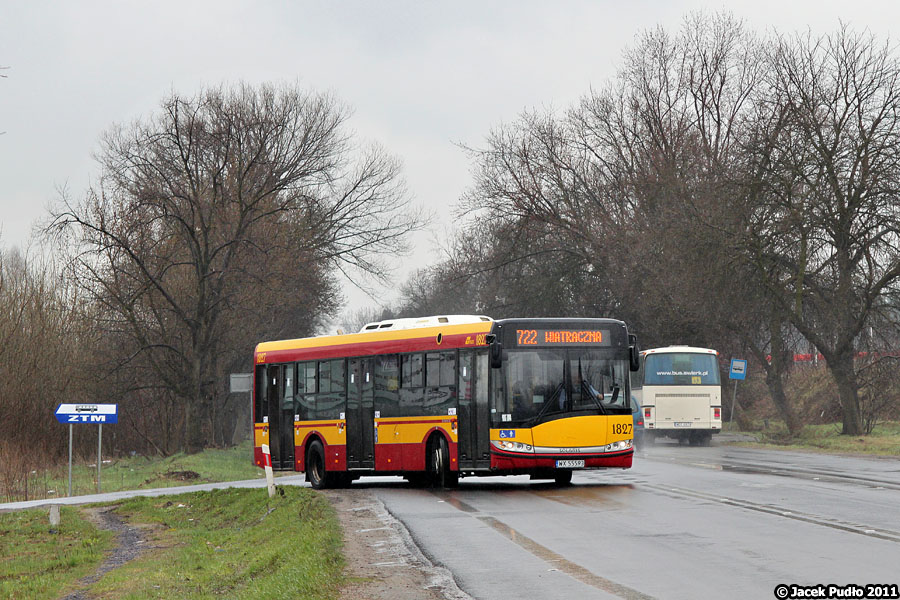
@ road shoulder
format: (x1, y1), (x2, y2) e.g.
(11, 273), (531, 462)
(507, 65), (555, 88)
(324, 488), (471, 600)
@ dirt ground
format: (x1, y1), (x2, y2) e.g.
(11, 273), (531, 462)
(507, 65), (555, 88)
(324, 488), (472, 600)
(61, 507), (151, 600)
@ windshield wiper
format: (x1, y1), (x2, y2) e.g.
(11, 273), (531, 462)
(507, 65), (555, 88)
(576, 358), (607, 414)
(609, 384), (621, 405)
(525, 381), (564, 426)
(581, 380), (608, 414)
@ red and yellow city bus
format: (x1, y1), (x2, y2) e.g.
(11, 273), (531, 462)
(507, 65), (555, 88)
(252, 315), (641, 488)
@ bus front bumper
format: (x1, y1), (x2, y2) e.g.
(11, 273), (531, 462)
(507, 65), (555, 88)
(490, 448), (633, 470)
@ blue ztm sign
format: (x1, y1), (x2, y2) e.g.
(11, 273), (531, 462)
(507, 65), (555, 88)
(64, 414), (113, 423)
(55, 404), (118, 424)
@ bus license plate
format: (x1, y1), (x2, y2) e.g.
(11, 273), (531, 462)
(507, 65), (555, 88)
(556, 460), (584, 468)
(674, 422), (692, 427)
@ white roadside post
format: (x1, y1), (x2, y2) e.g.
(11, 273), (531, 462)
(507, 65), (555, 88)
(261, 443), (276, 498)
(49, 504), (60, 531)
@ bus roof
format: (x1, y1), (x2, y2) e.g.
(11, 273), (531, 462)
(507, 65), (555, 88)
(255, 316), (495, 364)
(641, 346), (718, 356)
(359, 314), (492, 332)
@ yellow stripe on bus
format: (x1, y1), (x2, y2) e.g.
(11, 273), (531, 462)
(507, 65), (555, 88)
(294, 419), (346, 446)
(375, 415), (457, 444)
(254, 423), (269, 447)
(491, 415), (634, 447)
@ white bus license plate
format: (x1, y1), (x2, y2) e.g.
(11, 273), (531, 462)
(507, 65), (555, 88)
(556, 460), (585, 468)
(673, 422), (692, 427)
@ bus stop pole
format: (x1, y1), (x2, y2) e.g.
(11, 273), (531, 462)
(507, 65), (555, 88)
(730, 380), (738, 424)
(97, 423), (102, 493)
(68, 423), (73, 497)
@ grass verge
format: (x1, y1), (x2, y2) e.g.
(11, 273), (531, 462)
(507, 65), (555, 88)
(726, 421), (900, 455)
(89, 486), (343, 599)
(17, 442), (265, 502)
(0, 506), (114, 599)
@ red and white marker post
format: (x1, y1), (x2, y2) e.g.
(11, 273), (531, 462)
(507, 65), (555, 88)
(261, 444), (276, 498)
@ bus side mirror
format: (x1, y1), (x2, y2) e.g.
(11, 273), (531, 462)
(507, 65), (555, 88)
(628, 335), (640, 372)
(487, 335), (503, 369)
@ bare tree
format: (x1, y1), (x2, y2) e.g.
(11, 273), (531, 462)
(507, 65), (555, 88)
(740, 27), (900, 435)
(48, 82), (424, 453)
(454, 13), (813, 432)
(0, 247), (97, 498)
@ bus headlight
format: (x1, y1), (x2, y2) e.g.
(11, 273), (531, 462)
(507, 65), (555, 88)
(492, 440), (534, 453)
(604, 439), (633, 452)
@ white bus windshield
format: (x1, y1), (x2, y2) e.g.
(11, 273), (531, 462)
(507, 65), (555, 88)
(643, 353), (720, 386)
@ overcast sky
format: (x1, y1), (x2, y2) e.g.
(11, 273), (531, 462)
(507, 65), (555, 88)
(2, 1), (898, 315)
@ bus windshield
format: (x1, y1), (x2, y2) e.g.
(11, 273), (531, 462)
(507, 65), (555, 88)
(496, 349), (629, 424)
(643, 353), (720, 386)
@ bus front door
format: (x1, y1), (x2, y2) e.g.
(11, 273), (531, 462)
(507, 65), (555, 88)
(458, 350), (491, 471)
(266, 364), (295, 470)
(347, 358), (375, 469)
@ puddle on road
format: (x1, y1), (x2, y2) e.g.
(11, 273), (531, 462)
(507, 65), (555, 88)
(438, 494), (479, 513)
(720, 464), (764, 475)
(530, 482), (636, 509)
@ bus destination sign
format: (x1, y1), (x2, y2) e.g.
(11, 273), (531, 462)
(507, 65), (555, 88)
(516, 329), (609, 347)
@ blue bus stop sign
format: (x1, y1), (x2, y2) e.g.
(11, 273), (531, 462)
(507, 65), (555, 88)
(729, 359), (747, 380)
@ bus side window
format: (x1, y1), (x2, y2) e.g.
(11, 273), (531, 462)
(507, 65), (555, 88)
(375, 355), (400, 417)
(313, 359), (346, 420)
(491, 369), (507, 422)
(254, 364), (266, 423)
(400, 353), (424, 415)
(425, 353), (440, 387)
(422, 352), (456, 416)
(283, 363), (295, 411)
(439, 352), (455, 387)
(297, 362), (316, 420)
(401, 353), (423, 388)
(330, 359), (345, 394)
(319, 360), (333, 393)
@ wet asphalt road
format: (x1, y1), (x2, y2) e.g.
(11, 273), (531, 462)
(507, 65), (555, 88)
(2, 439), (898, 599)
(372, 439), (900, 600)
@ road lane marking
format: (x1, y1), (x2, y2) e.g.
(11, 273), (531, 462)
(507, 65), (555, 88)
(431, 491), (655, 600)
(643, 483), (900, 543)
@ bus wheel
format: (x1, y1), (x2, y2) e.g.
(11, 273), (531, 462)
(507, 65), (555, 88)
(430, 436), (458, 489)
(554, 470), (573, 486)
(306, 440), (330, 490)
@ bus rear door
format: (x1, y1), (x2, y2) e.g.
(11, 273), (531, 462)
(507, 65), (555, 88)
(266, 364), (296, 470)
(347, 358), (375, 469)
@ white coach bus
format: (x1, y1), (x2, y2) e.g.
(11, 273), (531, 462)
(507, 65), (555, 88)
(640, 346), (722, 446)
